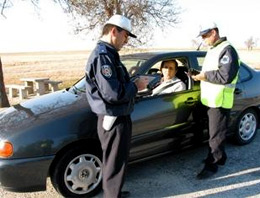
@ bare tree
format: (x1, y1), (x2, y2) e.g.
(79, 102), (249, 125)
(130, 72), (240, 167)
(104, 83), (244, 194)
(54, 0), (181, 46)
(0, 0), (181, 105)
(1, 0), (181, 45)
(0, 0), (42, 107)
(0, 58), (10, 107)
(0, 0), (41, 17)
(0, 0), (11, 17)
(244, 36), (258, 50)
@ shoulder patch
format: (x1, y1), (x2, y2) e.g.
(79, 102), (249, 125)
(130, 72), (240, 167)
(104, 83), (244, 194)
(98, 44), (107, 54)
(220, 55), (230, 64)
(101, 65), (112, 78)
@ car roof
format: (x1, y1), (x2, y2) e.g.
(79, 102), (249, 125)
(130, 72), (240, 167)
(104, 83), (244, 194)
(121, 51), (207, 60)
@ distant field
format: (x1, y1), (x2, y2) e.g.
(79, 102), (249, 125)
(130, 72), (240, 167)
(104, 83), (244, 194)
(237, 49), (260, 69)
(1, 51), (90, 89)
(1, 48), (260, 91)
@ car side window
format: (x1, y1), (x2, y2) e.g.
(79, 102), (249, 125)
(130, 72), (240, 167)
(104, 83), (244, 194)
(146, 62), (161, 75)
(146, 59), (187, 75)
(122, 59), (146, 77)
(195, 57), (204, 71)
(145, 58), (189, 96)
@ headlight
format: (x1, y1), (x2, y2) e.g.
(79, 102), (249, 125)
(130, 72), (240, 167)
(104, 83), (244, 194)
(0, 141), (13, 158)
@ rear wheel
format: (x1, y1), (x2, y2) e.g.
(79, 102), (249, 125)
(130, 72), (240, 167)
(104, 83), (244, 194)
(51, 146), (102, 197)
(234, 109), (258, 145)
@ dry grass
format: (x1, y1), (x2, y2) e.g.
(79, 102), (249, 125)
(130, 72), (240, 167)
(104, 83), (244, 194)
(1, 51), (90, 89)
(237, 49), (260, 68)
(1, 49), (260, 88)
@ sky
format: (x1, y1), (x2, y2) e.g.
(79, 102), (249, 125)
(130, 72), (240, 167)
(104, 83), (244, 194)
(0, 0), (260, 53)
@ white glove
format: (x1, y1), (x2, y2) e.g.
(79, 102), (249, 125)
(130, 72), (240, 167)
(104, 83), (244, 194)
(102, 115), (117, 131)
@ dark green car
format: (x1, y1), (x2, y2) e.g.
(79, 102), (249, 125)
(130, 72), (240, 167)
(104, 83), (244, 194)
(0, 51), (259, 197)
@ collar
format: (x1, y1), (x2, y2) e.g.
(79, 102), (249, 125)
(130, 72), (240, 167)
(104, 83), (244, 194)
(211, 37), (227, 49)
(164, 76), (179, 83)
(98, 40), (119, 59)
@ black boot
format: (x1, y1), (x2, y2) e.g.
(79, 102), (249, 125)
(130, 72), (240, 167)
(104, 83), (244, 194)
(197, 164), (218, 180)
(121, 191), (131, 198)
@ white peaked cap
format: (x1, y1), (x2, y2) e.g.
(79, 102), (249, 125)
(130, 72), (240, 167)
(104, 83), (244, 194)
(105, 14), (137, 38)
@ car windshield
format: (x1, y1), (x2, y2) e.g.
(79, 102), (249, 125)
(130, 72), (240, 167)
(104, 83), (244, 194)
(69, 56), (148, 94)
(121, 58), (147, 76)
(68, 77), (86, 94)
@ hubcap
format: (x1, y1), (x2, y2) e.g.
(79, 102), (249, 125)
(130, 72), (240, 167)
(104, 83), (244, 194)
(64, 154), (102, 195)
(239, 112), (257, 141)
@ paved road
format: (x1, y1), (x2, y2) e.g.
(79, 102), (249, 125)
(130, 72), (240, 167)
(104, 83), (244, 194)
(1, 130), (260, 198)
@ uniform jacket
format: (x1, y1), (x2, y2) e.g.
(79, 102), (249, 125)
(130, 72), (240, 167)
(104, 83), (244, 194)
(204, 37), (239, 84)
(85, 41), (137, 116)
(201, 37), (240, 108)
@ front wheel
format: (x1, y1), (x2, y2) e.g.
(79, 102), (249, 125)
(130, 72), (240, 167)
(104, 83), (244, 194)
(234, 109), (258, 145)
(51, 146), (102, 197)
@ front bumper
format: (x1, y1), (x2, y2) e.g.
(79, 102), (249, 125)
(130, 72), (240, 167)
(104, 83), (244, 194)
(0, 155), (54, 192)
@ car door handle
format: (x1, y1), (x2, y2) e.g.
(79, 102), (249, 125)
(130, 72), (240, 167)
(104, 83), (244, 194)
(185, 97), (197, 105)
(234, 88), (242, 94)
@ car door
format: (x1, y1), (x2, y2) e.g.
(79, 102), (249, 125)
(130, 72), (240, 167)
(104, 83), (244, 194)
(130, 85), (200, 161)
(129, 56), (201, 161)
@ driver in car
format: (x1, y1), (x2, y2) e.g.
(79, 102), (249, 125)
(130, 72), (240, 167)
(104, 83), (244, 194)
(152, 60), (186, 95)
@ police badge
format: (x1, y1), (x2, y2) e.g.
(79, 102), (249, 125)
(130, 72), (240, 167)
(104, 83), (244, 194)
(220, 55), (230, 64)
(101, 65), (112, 78)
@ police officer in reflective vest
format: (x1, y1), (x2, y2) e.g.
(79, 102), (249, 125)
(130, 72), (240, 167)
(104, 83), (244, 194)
(85, 15), (146, 198)
(192, 22), (240, 179)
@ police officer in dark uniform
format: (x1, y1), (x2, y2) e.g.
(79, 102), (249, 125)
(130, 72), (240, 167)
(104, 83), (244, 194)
(192, 22), (240, 179)
(85, 14), (146, 198)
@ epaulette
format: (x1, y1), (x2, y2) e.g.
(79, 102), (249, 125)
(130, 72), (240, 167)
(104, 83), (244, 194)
(98, 44), (107, 54)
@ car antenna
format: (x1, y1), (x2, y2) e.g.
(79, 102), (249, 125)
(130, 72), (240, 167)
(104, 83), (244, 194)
(197, 42), (202, 51)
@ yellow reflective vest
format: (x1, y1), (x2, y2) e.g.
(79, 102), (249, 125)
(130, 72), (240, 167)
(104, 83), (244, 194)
(200, 41), (239, 109)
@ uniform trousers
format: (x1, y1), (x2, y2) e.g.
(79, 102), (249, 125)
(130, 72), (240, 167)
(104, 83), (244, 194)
(97, 115), (132, 198)
(205, 107), (230, 166)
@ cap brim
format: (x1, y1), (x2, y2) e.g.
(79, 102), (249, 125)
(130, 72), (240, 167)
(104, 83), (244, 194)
(197, 28), (212, 37)
(129, 32), (137, 38)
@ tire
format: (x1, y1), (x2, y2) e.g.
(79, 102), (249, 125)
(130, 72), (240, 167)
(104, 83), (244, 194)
(50, 146), (102, 198)
(234, 109), (259, 145)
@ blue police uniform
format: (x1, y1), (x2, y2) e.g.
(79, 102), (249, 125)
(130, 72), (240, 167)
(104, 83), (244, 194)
(86, 41), (137, 116)
(85, 40), (137, 198)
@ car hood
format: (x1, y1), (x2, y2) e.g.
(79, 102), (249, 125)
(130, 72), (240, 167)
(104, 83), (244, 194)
(17, 89), (80, 114)
(0, 89), (88, 135)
